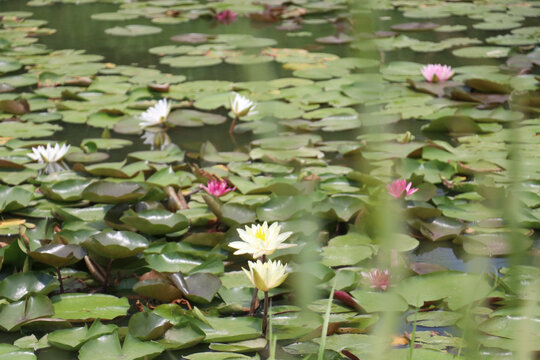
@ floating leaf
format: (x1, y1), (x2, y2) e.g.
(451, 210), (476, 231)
(0, 272), (59, 302)
(120, 209), (189, 235)
(0, 295), (54, 331)
(30, 244), (86, 268)
(52, 293), (129, 321)
(79, 333), (163, 360)
(84, 231), (148, 259)
(105, 25), (162, 37)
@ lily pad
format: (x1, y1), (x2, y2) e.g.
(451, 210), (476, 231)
(52, 293), (130, 321)
(120, 209), (189, 235)
(105, 25), (162, 37)
(84, 230), (148, 259)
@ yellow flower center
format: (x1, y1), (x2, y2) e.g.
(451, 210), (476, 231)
(255, 228), (266, 242)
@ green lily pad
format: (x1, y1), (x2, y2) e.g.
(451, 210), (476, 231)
(0, 272), (59, 301)
(48, 320), (117, 350)
(40, 179), (90, 202)
(105, 25), (162, 37)
(158, 322), (206, 350)
(161, 56), (222, 68)
(395, 271), (492, 310)
(202, 317), (261, 343)
(29, 244), (86, 268)
(82, 181), (147, 203)
(120, 209), (189, 235)
(168, 109), (227, 127)
(0, 295), (54, 331)
(0, 57), (21, 74)
(79, 333), (163, 360)
(133, 279), (183, 303)
(52, 293), (130, 321)
(452, 46), (510, 58)
(128, 311), (171, 341)
(84, 230), (148, 259)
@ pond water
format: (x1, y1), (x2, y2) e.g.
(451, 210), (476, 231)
(0, 0), (540, 359)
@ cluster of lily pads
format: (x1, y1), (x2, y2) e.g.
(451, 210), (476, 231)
(0, 0), (539, 359)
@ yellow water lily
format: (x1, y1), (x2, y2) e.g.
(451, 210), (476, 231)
(242, 259), (288, 292)
(229, 221), (295, 259)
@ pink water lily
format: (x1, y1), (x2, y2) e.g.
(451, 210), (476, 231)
(421, 64), (454, 83)
(361, 269), (391, 291)
(387, 179), (418, 199)
(216, 10), (237, 24)
(201, 179), (235, 197)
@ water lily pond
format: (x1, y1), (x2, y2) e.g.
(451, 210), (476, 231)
(0, 0), (539, 359)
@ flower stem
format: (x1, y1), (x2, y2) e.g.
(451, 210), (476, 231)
(262, 290), (269, 337)
(229, 116), (238, 134)
(249, 288), (258, 316)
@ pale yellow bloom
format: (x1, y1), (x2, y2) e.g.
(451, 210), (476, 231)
(229, 221), (295, 259)
(242, 259), (288, 292)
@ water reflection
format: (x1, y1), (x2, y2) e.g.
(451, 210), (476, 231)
(141, 128), (171, 151)
(411, 240), (509, 274)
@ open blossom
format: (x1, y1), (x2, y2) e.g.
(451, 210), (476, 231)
(230, 93), (257, 118)
(243, 259), (288, 292)
(229, 221), (295, 259)
(361, 269), (390, 291)
(27, 143), (70, 163)
(139, 99), (171, 128)
(216, 10), (237, 24)
(387, 179), (418, 199)
(200, 179), (235, 197)
(421, 64), (454, 83)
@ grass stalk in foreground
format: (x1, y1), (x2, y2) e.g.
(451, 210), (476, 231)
(408, 309), (417, 360)
(268, 301), (276, 360)
(318, 279), (337, 360)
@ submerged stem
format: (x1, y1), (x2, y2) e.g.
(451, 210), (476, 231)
(56, 267), (64, 294)
(103, 259), (113, 291)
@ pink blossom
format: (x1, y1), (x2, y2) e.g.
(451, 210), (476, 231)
(387, 179), (418, 199)
(361, 269), (391, 291)
(216, 10), (237, 24)
(201, 179), (235, 197)
(421, 64), (454, 83)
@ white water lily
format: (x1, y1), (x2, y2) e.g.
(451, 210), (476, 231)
(229, 221), (295, 259)
(242, 259), (288, 292)
(27, 143), (70, 163)
(139, 99), (171, 128)
(230, 93), (257, 118)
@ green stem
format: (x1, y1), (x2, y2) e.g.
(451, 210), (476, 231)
(318, 279), (337, 360)
(408, 309), (417, 360)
